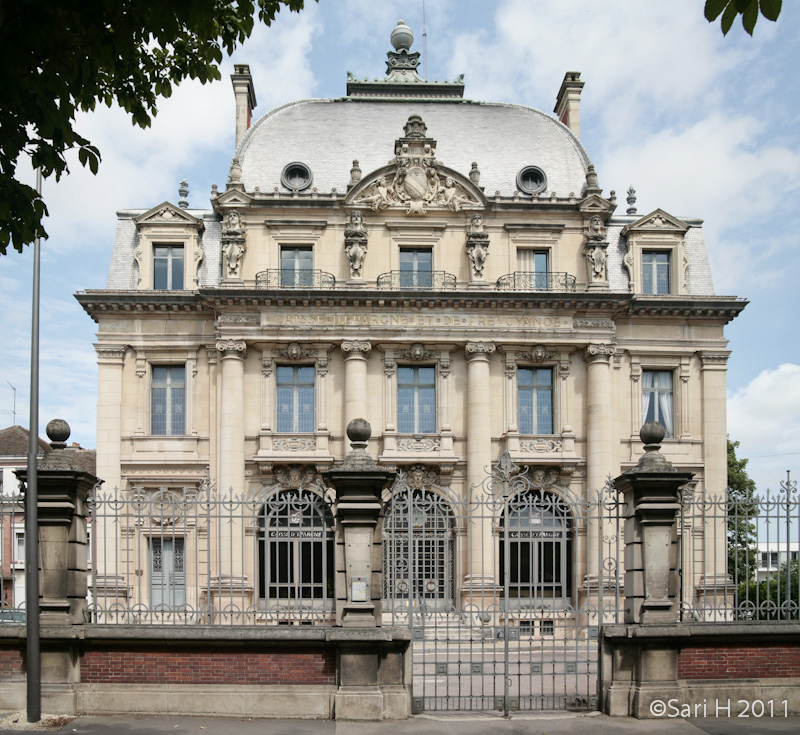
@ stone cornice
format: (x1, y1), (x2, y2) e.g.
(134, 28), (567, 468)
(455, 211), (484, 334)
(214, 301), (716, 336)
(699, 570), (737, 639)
(75, 289), (747, 326)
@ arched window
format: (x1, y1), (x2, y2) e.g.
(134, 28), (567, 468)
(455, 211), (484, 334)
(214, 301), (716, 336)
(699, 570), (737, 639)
(257, 489), (334, 606)
(383, 489), (456, 610)
(500, 490), (572, 607)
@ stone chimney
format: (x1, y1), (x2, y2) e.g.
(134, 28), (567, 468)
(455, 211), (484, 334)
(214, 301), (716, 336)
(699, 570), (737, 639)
(554, 71), (584, 139)
(231, 64), (257, 148)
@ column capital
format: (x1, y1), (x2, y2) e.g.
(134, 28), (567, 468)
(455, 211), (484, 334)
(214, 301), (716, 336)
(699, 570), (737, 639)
(583, 343), (616, 365)
(341, 340), (371, 359)
(216, 339), (247, 358)
(465, 341), (496, 361)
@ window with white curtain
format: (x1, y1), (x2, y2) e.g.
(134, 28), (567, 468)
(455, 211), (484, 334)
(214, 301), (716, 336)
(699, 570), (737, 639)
(642, 369), (673, 437)
(397, 366), (436, 433)
(518, 367), (554, 434)
(151, 365), (186, 435)
(276, 365), (315, 432)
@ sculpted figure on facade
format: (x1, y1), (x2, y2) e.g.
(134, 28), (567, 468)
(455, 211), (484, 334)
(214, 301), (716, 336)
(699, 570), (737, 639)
(344, 210), (368, 280)
(465, 213), (490, 280)
(221, 208), (246, 279)
(583, 213), (609, 286)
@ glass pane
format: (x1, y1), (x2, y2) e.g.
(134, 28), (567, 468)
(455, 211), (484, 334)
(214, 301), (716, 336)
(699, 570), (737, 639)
(170, 248), (184, 289)
(417, 386), (436, 433)
(277, 386), (294, 432)
(154, 251), (168, 290)
(297, 385), (315, 432)
(151, 386), (167, 435)
(398, 386), (414, 433)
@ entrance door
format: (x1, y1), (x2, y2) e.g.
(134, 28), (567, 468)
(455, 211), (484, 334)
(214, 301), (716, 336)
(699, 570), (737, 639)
(150, 537), (185, 609)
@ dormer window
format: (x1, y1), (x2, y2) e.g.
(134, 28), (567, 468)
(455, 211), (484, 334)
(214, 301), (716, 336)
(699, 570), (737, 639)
(642, 251), (670, 295)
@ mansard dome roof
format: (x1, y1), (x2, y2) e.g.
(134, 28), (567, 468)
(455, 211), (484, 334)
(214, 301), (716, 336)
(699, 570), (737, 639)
(236, 99), (592, 199)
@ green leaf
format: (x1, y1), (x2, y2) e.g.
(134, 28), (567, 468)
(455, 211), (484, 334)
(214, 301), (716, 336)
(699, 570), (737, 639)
(721, 1), (739, 33)
(705, 0), (731, 21)
(742, 1), (759, 34)
(760, 0), (782, 22)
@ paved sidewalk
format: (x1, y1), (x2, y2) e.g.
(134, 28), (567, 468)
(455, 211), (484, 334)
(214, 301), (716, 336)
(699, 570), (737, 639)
(2, 712), (798, 735)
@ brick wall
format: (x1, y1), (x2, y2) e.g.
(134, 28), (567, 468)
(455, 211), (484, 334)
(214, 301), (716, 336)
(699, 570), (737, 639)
(0, 649), (25, 680)
(678, 645), (800, 680)
(80, 647), (335, 685)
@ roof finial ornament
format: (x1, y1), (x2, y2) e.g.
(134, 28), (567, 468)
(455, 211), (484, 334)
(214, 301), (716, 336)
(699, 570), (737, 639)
(178, 178), (189, 209)
(584, 164), (601, 195)
(627, 185), (637, 215)
(469, 162), (481, 186)
(391, 19), (414, 51)
(385, 20), (421, 77)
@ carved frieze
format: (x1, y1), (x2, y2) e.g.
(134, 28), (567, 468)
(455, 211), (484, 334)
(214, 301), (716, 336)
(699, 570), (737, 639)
(272, 437), (318, 452)
(218, 314), (258, 325)
(351, 115), (480, 215)
(396, 437), (441, 452)
(274, 464), (317, 489)
(519, 438), (563, 454)
(575, 318), (614, 329)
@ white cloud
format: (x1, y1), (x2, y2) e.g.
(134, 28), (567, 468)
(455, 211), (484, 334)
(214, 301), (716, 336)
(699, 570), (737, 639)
(728, 364), (800, 493)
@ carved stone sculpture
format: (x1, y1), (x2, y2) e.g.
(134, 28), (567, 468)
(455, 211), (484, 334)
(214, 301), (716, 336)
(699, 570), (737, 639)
(344, 210), (368, 280)
(221, 208), (246, 280)
(465, 213), (490, 280)
(583, 214), (609, 287)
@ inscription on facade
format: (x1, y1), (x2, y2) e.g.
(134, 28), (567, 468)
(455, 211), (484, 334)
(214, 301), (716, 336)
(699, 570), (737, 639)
(264, 312), (573, 330)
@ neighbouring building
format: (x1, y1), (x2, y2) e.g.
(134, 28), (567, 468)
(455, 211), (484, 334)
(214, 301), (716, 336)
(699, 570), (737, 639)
(76, 22), (745, 627)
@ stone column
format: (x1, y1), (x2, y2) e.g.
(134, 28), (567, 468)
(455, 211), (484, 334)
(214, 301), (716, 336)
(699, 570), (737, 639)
(610, 422), (694, 717)
(698, 351), (732, 612)
(583, 343), (616, 589)
(342, 341), (371, 431)
(213, 339), (249, 610)
(463, 342), (496, 596)
(93, 345), (127, 606)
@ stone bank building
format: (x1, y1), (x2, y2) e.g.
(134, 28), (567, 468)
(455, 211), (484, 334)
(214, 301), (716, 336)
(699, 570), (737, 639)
(77, 22), (745, 628)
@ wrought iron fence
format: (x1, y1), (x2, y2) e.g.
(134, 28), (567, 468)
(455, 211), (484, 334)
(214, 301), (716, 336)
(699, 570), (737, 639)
(495, 271), (577, 292)
(376, 270), (457, 290)
(255, 269), (336, 289)
(383, 455), (625, 713)
(680, 472), (799, 622)
(87, 478), (337, 625)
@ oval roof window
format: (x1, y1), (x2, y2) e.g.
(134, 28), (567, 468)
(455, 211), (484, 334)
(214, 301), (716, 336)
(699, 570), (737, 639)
(281, 162), (313, 192)
(516, 166), (547, 196)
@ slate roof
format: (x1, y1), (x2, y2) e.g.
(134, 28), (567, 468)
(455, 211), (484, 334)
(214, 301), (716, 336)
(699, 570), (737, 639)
(0, 426), (50, 457)
(236, 99), (592, 199)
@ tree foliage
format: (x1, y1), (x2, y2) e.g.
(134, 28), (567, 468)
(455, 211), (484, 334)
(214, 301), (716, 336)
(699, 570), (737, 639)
(705, 0), (782, 36)
(727, 439), (758, 582)
(0, 1), (309, 255)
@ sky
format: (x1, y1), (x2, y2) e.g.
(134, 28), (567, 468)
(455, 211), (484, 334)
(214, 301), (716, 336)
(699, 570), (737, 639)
(1, 0), (798, 498)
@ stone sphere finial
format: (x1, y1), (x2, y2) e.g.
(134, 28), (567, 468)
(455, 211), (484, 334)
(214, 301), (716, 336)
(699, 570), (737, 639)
(346, 418), (371, 446)
(640, 421), (666, 449)
(391, 20), (414, 51)
(46, 419), (70, 449)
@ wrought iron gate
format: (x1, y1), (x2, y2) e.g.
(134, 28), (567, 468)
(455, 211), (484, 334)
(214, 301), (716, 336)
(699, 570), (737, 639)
(382, 454), (625, 713)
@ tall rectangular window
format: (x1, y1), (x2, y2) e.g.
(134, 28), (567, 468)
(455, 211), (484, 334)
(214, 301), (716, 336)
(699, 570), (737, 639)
(151, 366), (186, 436)
(277, 366), (315, 432)
(399, 249), (432, 288)
(280, 246), (313, 287)
(153, 245), (184, 290)
(518, 367), (554, 434)
(642, 369), (673, 437)
(642, 251), (670, 294)
(397, 366), (436, 433)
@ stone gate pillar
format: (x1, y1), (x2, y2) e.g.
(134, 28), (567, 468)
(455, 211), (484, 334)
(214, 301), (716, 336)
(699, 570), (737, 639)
(604, 422), (694, 717)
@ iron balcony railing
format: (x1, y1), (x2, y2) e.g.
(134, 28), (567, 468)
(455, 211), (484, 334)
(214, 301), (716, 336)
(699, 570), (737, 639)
(496, 271), (577, 292)
(255, 269), (336, 289)
(377, 270), (457, 291)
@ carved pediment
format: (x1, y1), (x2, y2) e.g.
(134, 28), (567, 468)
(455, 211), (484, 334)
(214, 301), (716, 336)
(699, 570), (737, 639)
(577, 193), (616, 217)
(213, 187), (253, 210)
(621, 208), (689, 236)
(346, 115), (486, 215)
(134, 202), (204, 231)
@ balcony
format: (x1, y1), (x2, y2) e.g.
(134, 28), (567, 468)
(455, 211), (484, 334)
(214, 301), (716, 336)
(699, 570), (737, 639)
(255, 269), (336, 289)
(377, 271), (457, 291)
(496, 271), (577, 292)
